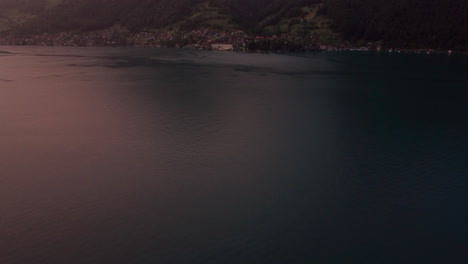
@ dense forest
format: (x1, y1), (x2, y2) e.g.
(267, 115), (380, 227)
(0, 0), (466, 50)
(324, 0), (468, 50)
(3, 0), (319, 33)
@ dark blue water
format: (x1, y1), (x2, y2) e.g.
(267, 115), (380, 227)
(0, 47), (467, 263)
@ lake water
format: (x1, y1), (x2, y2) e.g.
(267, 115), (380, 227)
(0, 47), (467, 263)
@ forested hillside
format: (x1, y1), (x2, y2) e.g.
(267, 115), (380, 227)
(0, 0), (57, 31)
(323, 0), (468, 50)
(0, 0), (466, 50)
(8, 0), (321, 34)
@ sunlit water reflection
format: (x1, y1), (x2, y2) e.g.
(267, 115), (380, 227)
(0, 47), (467, 263)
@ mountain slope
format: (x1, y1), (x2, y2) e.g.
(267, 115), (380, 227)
(1, 0), (466, 50)
(12, 0), (312, 33)
(0, 0), (58, 31)
(324, 0), (468, 50)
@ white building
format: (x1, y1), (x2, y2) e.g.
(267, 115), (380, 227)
(212, 44), (233, 51)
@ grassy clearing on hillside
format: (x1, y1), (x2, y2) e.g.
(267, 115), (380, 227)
(259, 2), (339, 43)
(167, 2), (239, 32)
(46, 0), (63, 9)
(0, 9), (37, 32)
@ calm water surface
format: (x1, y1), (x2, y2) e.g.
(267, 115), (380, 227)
(0, 47), (467, 263)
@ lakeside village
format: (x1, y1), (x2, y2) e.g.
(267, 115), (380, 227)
(0, 29), (456, 54)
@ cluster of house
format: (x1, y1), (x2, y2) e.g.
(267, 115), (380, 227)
(0, 29), (243, 49)
(0, 29), (456, 54)
(0, 31), (127, 47)
(179, 31), (321, 51)
(319, 43), (453, 54)
(0, 29), (315, 51)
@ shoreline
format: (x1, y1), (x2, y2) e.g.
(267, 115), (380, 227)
(1, 29), (465, 54)
(1, 44), (465, 56)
